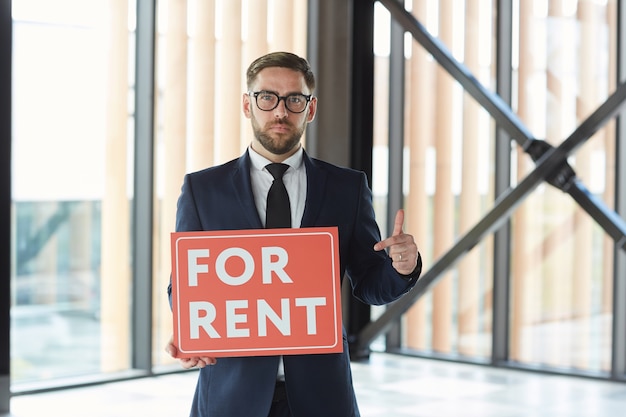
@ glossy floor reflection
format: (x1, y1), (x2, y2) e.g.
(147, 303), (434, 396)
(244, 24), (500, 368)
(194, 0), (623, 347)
(7, 353), (626, 417)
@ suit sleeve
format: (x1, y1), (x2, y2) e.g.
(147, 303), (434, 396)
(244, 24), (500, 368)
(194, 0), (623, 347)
(345, 173), (420, 306)
(168, 174), (203, 306)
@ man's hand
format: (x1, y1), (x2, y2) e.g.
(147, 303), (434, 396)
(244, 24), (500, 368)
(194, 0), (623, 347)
(165, 335), (217, 368)
(373, 209), (419, 275)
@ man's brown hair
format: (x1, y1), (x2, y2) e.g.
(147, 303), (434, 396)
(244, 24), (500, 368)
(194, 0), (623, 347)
(246, 51), (316, 92)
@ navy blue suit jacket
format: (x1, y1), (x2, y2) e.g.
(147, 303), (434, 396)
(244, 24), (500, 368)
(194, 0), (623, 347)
(169, 150), (420, 417)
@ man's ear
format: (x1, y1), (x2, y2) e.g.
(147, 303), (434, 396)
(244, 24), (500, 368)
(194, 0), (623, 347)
(242, 93), (252, 118)
(306, 96), (317, 123)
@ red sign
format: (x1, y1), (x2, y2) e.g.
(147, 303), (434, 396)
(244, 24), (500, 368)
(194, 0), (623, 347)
(170, 227), (342, 358)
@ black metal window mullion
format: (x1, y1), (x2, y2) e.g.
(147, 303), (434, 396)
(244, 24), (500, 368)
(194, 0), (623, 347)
(346, 0), (376, 361)
(0, 0), (12, 413)
(612, 0), (626, 381)
(492, 0), (514, 367)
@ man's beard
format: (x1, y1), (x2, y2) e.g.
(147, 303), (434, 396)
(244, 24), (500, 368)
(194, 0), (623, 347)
(252, 118), (305, 155)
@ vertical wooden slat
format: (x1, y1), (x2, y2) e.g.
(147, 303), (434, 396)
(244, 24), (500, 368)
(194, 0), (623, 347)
(216, 1), (243, 160)
(189, 0), (216, 171)
(246, 0), (268, 54)
(574, 0), (604, 370)
(243, 0), (268, 147)
(292, 0), (308, 57)
(272, 0), (294, 52)
(603, 0), (618, 372)
(544, 1), (573, 368)
(510, 0), (540, 363)
(457, 0), (482, 356)
(101, 0), (130, 372)
(482, 3), (496, 357)
(405, 0), (433, 351)
(431, 0), (455, 353)
(158, 0), (189, 353)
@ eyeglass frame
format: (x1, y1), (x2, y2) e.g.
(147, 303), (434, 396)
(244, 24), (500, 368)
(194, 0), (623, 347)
(248, 90), (313, 114)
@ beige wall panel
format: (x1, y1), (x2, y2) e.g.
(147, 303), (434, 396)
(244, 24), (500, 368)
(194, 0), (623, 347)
(101, 0), (131, 372)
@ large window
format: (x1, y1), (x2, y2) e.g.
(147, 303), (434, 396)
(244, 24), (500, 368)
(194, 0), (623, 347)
(9, 0), (624, 397)
(508, 0), (616, 372)
(373, 0), (497, 360)
(11, 0), (310, 388)
(373, 0), (618, 375)
(11, 0), (136, 385)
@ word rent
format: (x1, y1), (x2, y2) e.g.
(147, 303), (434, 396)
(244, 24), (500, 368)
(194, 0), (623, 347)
(186, 247), (327, 339)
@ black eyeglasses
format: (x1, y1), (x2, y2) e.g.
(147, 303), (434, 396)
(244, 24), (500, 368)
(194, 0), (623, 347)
(249, 91), (312, 113)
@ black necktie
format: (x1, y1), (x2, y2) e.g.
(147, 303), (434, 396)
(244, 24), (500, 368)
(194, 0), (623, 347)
(265, 163), (291, 228)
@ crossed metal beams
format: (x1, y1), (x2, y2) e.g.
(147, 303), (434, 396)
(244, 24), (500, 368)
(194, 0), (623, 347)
(357, 0), (626, 351)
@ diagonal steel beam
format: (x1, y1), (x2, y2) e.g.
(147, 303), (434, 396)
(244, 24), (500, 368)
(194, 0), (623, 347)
(356, 77), (626, 351)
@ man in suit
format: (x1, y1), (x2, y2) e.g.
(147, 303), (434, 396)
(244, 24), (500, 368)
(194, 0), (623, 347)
(166, 51), (422, 417)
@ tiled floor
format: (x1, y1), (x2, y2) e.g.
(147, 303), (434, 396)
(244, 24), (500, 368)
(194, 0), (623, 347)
(6, 353), (626, 417)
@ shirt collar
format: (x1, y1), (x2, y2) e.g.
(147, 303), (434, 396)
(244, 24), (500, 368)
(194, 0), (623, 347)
(248, 145), (304, 173)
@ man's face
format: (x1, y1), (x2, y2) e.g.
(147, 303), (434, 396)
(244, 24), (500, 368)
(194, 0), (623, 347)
(243, 67), (317, 160)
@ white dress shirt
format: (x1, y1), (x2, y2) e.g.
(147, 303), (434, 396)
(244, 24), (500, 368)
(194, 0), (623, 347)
(248, 145), (307, 380)
(248, 146), (307, 228)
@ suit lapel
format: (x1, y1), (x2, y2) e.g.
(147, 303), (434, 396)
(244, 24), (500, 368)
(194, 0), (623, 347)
(301, 152), (327, 227)
(228, 149), (327, 229)
(231, 151), (264, 229)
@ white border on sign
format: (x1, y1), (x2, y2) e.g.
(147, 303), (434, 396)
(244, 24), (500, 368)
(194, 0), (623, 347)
(173, 230), (341, 355)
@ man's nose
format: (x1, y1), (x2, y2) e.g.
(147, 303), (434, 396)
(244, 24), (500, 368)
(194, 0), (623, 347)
(274, 98), (289, 117)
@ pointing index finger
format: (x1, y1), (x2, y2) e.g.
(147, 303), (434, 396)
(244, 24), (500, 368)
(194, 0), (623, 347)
(373, 209), (406, 251)
(392, 209), (405, 236)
